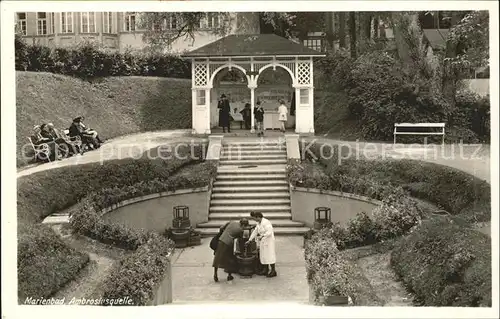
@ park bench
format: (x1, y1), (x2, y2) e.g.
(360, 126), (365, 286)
(393, 123), (445, 145)
(28, 136), (52, 162)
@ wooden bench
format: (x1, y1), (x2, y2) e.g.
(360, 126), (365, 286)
(393, 123), (445, 144)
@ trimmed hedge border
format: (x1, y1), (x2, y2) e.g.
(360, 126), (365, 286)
(15, 36), (190, 80)
(391, 218), (491, 307)
(304, 233), (383, 306)
(17, 143), (210, 301)
(296, 141), (491, 307)
(67, 162), (217, 305)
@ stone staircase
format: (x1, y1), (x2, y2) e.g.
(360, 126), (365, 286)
(195, 138), (310, 237)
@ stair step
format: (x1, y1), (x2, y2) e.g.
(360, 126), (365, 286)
(210, 205), (291, 212)
(222, 150), (286, 155)
(210, 199), (291, 206)
(198, 219), (304, 228)
(217, 167), (286, 174)
(223, 146), (285, 151)
(213, 179), (288, 185)
(211, 191), (290, 199)
(219, 159), (287, 166)
(195, 226), (311, 237)
(208, 212), (292, 220)
(220, 154), (286, 160)
(212, 186), (289, 193)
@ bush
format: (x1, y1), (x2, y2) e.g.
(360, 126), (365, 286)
(17, 144), (208, 301)
(101, 233), (174, 306)
(305, 234), (383, 306)
(303, 142), (491, 223)
(15, 39), (190, 80)
(18, 223), (90, 302)
(391, 218), (491, 306)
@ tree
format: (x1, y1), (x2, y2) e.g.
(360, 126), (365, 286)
(348, 12), (357, 59)
(138, 12), (297, 51)
(442, 11), (489, 109)
(338, 12), (346, 48)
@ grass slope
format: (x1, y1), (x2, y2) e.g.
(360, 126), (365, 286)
(16, 71), (191, 166)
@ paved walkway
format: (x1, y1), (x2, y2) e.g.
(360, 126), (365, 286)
(17, 130), (192, 178)
(171, 237), (309, 303)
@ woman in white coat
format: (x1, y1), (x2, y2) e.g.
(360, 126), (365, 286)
(246, 212), (277, 277)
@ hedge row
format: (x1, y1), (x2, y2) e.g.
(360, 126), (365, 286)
(391, 218), (491, 307)
(68, 161), (217, 305)
(15, 36), (190, 79)
(304, 233), (383, 306)
(17, 223), (90, 302)
(17, 143), (207, 301)
(300, 142), (491, 223)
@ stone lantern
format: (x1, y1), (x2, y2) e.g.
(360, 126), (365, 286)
(169, 205), (191, 248)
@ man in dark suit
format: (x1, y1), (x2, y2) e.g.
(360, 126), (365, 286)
(218, 94), (231, 133)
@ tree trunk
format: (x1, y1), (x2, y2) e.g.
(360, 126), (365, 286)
(338, 12), (346, 48)
(348, 12), (357, 59)
(325, 12), (335, 52)
(364, 13), (372, 40)
(442, 12), (462, 110)
(373, 16), (379, 39)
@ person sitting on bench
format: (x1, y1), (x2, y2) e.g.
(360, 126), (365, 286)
(69, 117), (101, 150)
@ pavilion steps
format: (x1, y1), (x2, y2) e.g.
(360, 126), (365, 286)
(195, 139), (309, 237)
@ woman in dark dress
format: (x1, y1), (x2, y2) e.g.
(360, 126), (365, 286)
(218, 94), (231, 133)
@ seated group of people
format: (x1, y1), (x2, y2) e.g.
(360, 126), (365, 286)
(30, 116), (103, 162)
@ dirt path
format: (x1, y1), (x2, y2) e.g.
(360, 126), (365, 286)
(356, 252), (413, 306)
(50, 225), (129, 302)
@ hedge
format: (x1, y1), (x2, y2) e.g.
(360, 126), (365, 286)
(67, 161), (217, 305)
(15, 36), (190, 80)
(391, 218), (491, 306)
(300, 142), (491, 223)
(17, 143), (207, 301)
(18, 223), (90, 302)
(304, 233), (383, 306)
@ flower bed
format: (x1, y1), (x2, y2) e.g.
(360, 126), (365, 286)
(17, 143), (209, 301)
(304, 232), (383, 306)
(391, 217), (491, 307)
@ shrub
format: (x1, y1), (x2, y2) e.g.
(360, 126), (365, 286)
(17, 223), (90, 302)
(101, 233), (175, 306)
(15, 39), (190, 80)
(391, 218), (491, 306)
(17, 144), (208, 301)
(305, 234), (382, 306)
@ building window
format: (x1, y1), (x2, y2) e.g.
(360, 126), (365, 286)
(303, 38), (323, 52)
(81, 12), (96, 33)
(103, 12), (114, 33)
(207, 13), (220, 29)
(37, 12), (47, 35)
(17, 12), (27, 35)
(49, 12), (55, 34)
(196, 90), (206, 106)
(124, 12), (136, 32)
(299, 89), (309, 105)
(61, 12), (74, 33)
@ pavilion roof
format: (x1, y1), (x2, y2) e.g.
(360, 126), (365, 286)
(182, 34), (325, 58)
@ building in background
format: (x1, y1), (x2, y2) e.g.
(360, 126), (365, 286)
(15, 12), (231, 53)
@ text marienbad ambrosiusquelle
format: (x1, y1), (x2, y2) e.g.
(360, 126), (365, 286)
(24, 296), (134, 305)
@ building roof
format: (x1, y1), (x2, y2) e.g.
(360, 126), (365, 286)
(423, 29), (449, 51)
(182, 34), (325, 57)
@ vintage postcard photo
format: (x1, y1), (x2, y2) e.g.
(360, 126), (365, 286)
(1, 1), (498, 318)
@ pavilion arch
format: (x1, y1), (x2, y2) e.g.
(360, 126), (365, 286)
(254, 63), (295, 86)
(209, 64), (251, 87)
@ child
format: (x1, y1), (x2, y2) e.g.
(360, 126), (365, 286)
(254, 101), (265, 137)
(277, 100), (288, 133)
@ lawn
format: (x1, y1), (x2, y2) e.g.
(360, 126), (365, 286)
(16, 71), (191, 166)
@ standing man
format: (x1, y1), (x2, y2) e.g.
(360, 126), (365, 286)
(246, 212), (277, 277)
(212, 218), (249, 282)
(218, 94), (231, 133)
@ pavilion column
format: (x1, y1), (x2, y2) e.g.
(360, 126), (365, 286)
(249, 84), (256, 133)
